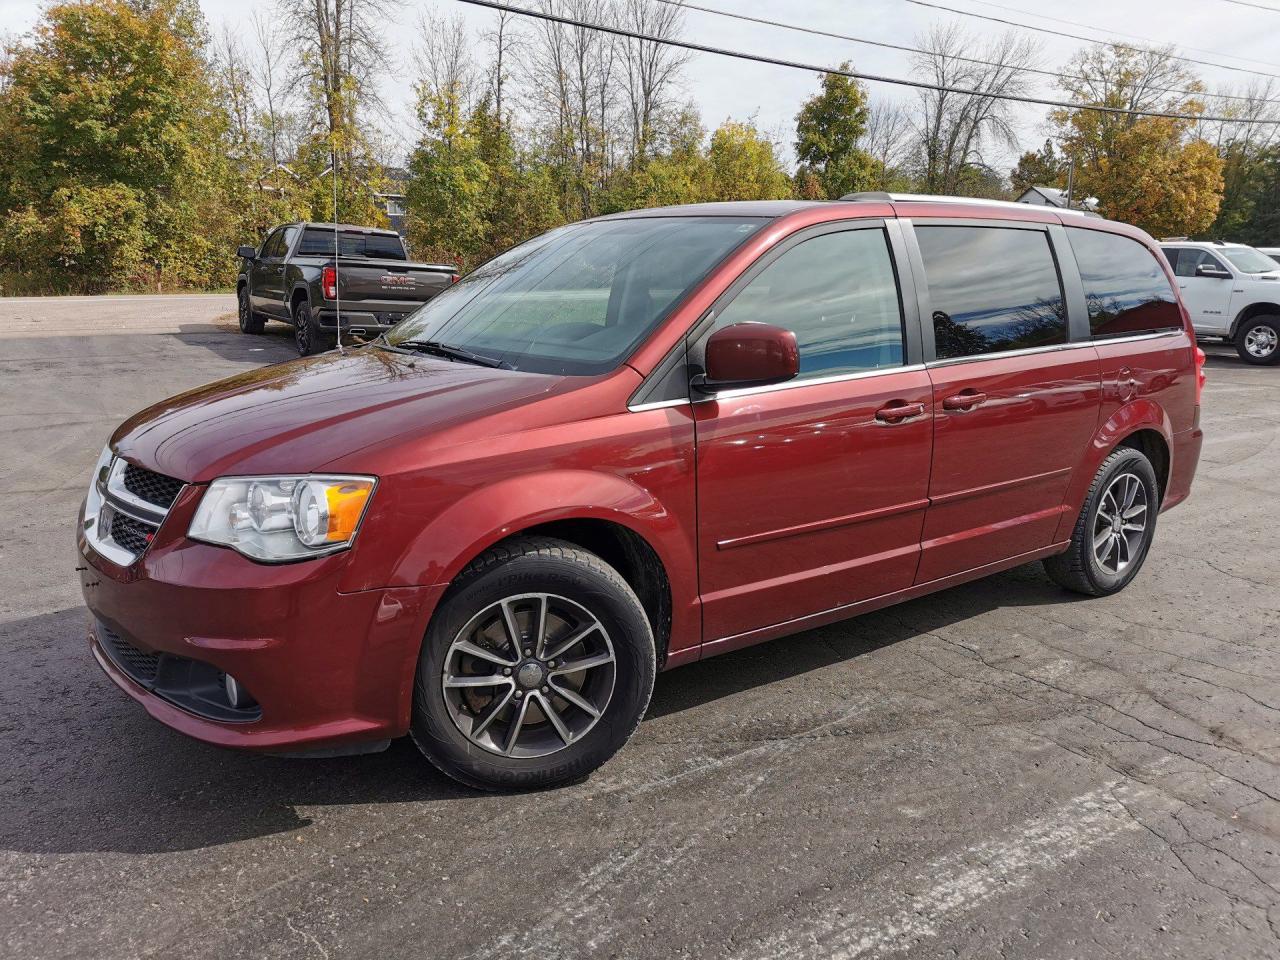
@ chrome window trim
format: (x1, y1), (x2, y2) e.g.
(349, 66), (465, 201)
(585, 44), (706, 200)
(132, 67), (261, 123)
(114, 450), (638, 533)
(627, 397), (691, 413)
(693, 363), (928, 402)
(1088, 329), (1184, 346)
(925, 329), (1184, 368)
(627, 330), (1184, 408)
(926, 340), (1090, 368)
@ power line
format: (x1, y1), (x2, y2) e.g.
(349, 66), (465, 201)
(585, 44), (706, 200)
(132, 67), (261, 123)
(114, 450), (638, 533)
(956, 0), (1280, 72)
(657, 0), (1280, 107)
(906, 0), (1280, 82)
(454, 0), (1280, 124)
(1219, 0), (1280, 11)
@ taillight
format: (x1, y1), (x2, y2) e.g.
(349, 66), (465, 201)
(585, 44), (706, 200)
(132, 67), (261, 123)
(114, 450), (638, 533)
(450, 273), (460, 284)
(322, 265), (337, 300)
(1195, 346), (1206, 402)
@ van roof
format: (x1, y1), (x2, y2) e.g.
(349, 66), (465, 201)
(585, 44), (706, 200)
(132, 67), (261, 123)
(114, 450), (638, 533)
(601, 195), (1111, 222)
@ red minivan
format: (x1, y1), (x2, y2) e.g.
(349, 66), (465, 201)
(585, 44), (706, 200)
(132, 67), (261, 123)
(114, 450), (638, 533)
(78, 195), (1204, 789)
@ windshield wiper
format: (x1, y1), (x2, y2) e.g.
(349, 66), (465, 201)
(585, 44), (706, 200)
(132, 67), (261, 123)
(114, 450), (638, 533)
(393, 339), (509, 369)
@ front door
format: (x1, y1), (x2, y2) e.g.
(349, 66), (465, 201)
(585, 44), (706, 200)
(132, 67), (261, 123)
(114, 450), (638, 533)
(694, 222), (933, 643)
(253, 227), (294, 318)
(1170, 248), (1234, 335)
(910, 222), (1102, 583)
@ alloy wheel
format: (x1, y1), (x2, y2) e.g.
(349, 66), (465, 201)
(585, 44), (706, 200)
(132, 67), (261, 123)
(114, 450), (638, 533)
(238, 291), (250, 332)
(441, 593), (616, 758)
(1092, 472), (1148, 575)
(294, 310), (310, 354)
(1244, 324), (1278, 359)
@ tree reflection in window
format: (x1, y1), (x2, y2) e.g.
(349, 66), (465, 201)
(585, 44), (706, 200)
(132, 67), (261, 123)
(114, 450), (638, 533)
(1067, 228), (1182, 338)
(917, 226), (1068, 360)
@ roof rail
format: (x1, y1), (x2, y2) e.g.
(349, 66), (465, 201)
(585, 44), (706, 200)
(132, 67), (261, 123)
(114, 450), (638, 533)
(839, 191), (893, 202)
(839, 191), (1102, 218)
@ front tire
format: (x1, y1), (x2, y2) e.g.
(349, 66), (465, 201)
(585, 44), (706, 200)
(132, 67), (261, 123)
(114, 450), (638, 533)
(238, 286), (264, 334)
(1044, 446), (1159, 596)
(410, 537), (656, 791)
(1236, 316), (1280, 365)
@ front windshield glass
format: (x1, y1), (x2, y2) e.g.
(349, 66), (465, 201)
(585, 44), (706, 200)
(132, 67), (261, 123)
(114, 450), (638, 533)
(1222, 247), (1278, 274)
(386, 216), (767, 375)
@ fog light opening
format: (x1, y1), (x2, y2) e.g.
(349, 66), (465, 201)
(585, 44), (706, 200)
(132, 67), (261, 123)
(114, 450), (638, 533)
(223, 673), (257, 709)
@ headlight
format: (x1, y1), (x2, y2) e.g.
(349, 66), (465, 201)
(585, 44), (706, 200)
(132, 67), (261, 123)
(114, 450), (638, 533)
(188, 475), (376, 562)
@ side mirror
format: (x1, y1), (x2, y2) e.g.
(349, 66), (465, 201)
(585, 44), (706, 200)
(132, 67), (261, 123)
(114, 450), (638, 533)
(237, 245), (258, 260)
(1195, 262), (1231, 279)
(694, 322), (800, 394)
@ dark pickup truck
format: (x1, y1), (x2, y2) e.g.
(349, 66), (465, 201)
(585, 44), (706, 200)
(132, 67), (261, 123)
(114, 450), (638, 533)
(236, 222), (458, 355)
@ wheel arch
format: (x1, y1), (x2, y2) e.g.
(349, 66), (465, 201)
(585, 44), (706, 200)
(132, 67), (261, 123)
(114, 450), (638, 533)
(289, 283), (311, 317)
(1231, 301), (1280, 338)
(1055, 400), (1175, 541)
(389, 470), (694, 669)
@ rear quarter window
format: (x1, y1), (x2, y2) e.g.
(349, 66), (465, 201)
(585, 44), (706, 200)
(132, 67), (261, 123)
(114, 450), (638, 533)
(1070, 228), (1183, 338)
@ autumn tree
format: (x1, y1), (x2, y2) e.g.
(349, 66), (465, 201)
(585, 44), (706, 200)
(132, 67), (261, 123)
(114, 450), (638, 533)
(0, 0), (237, 292)
(1053, 45), (1223, 237)
(1010, 140), (1065, 194)
(794, 64), (878, 199)
(706, 120), (793, 201)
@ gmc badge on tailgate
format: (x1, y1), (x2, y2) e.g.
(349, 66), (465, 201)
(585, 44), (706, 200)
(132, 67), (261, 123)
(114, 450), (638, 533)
(381, 274), (416, 290)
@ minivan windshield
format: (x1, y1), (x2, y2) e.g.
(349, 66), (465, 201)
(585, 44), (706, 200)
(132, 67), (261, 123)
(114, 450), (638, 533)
(1222, 247), (1279, 274)
(385, 216), (767, 375)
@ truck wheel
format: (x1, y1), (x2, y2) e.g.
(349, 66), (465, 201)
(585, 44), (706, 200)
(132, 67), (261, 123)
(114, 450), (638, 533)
(292, 300), (332, 356)
(410, 536), (656, 791)
(238, 287), (264, 334)
(1044, 446), (1159, 597)
(1235, 317), (1280, 365)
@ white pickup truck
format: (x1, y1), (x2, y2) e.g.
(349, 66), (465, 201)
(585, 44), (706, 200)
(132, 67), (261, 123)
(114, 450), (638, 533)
(1160, 240), (1280, 365)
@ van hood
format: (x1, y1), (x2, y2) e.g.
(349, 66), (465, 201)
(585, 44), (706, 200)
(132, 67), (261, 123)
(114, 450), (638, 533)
(111, 348), (565, 482)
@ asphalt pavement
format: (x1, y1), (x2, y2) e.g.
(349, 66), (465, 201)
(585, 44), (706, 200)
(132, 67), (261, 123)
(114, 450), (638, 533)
(3, 295), (1280, 960)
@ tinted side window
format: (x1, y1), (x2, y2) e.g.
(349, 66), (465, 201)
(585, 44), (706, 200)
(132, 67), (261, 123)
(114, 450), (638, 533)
(1071, 229), (1182, 338)
(916, 226), (1066, 360)
(262, 228), (285, 258)
(280, 225), (299, 255)
(1172, 248), (1226, 278)
(1160, 247), (1181, 273)
(711, 228), (905, 378)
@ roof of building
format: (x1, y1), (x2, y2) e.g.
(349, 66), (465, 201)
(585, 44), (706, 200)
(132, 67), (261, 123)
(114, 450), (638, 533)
(1016, 185), (1099, 211)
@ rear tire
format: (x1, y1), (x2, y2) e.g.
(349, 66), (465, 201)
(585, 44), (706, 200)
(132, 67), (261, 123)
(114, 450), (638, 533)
(293, 300), (333, 356)
(410, 536), (656, 791)
(1235, 316), (1280, 365)
(1044, 446), (1159, 597)
(238, 286), (264, 334)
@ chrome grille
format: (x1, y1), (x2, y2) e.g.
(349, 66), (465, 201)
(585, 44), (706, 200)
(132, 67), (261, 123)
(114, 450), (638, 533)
(108, 512), (153, 554)
(84, 457), (181, 565)
(122, 463), (184, 509)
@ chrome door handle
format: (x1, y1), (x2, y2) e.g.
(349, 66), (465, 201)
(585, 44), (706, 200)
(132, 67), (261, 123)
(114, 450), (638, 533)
(875, 401), (926, 424)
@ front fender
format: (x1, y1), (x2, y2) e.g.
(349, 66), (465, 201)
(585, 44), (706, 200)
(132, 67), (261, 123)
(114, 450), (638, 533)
(394, 469), (687, 588)
(359, 467), (700, 663)
(1053, 399), (1174, 541)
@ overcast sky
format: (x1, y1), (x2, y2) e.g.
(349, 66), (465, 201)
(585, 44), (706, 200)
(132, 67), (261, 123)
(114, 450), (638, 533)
(4, 0), (1280, 171)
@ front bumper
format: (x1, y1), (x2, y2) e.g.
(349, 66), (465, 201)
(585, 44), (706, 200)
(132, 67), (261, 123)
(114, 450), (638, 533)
(79, 510), (445, 754)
